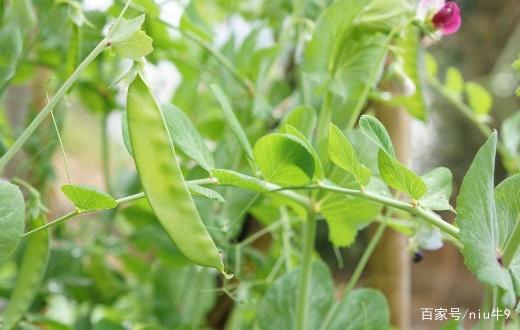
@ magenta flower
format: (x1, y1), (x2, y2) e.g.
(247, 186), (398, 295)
(417, 0), (462, 36)
(432, 2), (461, 35)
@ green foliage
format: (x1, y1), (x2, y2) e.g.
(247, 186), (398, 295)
(211, 84), (254, 161)
(2, 215), (50, 330)
(1, 0), (520, 328)
(501, 112), (520, 157)
(162, 104), (215, 171)
(325, 288), (390, 330)
(320, 178), (385, 247)
(127, 73), (223, 272)
(360, 115), (426, 200)
(280, 106), (317, 138)
(0, 180), (24, 261)
(61, 184), (117, 212)
(257, 262), (333, 330)
(419, 167), (454, 211)
(108, 14), (153, 60)
(253, 133), (315, 186)
(328, 124), (371, 187)
(398, 26), (428, 120)
(456, 133), (516, 306)
(444, 67), (464, 96)
(465, 82), (492, 116)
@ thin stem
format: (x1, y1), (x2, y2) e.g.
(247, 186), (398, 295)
(427, 76), (514, 169)
(345, 26), (402, 130)
(320, 214), (390, 330)
(345, 216), (389, 293)
(295, 208), (317, 330)
(0, 39), (108, 172)
(135, 7), (254, 97)
(21, 211), (78, 238)
(315, 91), (333, 142)
(314, 182), (460, 239)
(501, 216), (520, 267)
(0, 0), (136, 173)
(100, 113), (113, 195)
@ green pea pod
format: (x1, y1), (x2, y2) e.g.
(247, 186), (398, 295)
(2, 215), (50, 330)
(126, 73), (224, 272)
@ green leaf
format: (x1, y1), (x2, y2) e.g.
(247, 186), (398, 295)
(211, 169), (269, 194)
(328, 124), (371, 187)
(211, 169), (306, 217)
(187, 183), (226, 203)
(358, 0), (412, 31)
(4, 0), (36, 34)
(378, 150), (427, 200)
(399, 26), (428, 121)
(360, 115), (426, 200)
(501, 112), (520, 156)
(61, 185), (117, 212)
(108, 14), (145, 43)
(321, 178), (384, 247)
(495, 175), (520, 285)
(0, 26), (22, 92)
(444, 67), (464, 97)
(253, 133), (315, 186)
(324, 288), (390, 330)
(284, 125), (324, 180)
(257, 261), (333, 330)
(465, 82), (492, 115)
(303, 0), (370, 85)
(0, 180), (25, 261)
(162, 104), (215, 171)
(112, 30), (153, 61)
(280, 105), (317, 138)
(419, 167), (454, 211)
(359, 115), (395, 157)
(329, 33), (389, 100)
(210, 84), (254, 160)
(456, 133), (515, 305)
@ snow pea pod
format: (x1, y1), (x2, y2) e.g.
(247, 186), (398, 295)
(126, 74), (224, 272)
(2, 215), (50, 330)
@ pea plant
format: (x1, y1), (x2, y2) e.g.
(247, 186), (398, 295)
(0, 0), (519, 329)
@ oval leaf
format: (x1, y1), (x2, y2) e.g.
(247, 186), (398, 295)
(162, 104), (215, 171)
(253, 133), (315, 186)
(0, 180), (25, 261)
(257, 262), (333, 330)
(378, 150), (426, 200)
(456, 133), (515, 305)
(328, 123), (371, 187)
(359, 115), (395, 157)
(419, 167), (454, 211)
(325, 288), (390, 330)
(61, 184), (117, 212)
(465, 82), (492, 116)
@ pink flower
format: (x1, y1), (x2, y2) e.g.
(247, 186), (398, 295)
(417, 0), (461, 36)
(432, 2), (461, 35)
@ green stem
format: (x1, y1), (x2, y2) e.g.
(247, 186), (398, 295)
(427, 77), (513, 168)
(345, 217), (388, 293)
(141, 11), (254, 97)
(295, 208), (317, 330)
(315, 91), (333, 142)
(315, 182), (460, 239)
(501, 216), (520, 267)
(320, 215), (389, 330)
(344, 26), (401, 130)
(100, 112), (113, 195)
(21, 177), (220, 238)
(0, 39), (108, 172)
